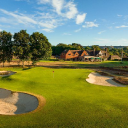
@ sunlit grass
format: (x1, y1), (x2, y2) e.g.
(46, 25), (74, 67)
(0, 67), (128, 127)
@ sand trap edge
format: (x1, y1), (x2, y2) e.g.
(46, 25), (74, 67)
(86, 72), (125, 87)
(0, 88), (46, 116)
(0, 71), (17, 77)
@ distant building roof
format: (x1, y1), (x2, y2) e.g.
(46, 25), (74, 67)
(61, 50), (86, 56)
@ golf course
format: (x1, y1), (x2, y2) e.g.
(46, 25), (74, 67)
(0, 63), (128, 128)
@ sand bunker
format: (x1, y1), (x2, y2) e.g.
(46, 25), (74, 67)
(86, 72), (125, 87)
(0, 71), (16, 77)
(0, 88), (39, 115)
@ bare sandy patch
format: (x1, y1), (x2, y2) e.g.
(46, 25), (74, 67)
(0, 88), (45, 115)
(86, 72), (125, 87)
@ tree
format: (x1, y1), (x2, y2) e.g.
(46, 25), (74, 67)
(91, 45), (101, 51)
(52, 43), (85, 56)
(71, 43), (84, 50)
(85, 46), (91, 50)
(109, 48), (120, 56)
(30, 32), (52, 65)
(0, 31), (12, 67)
(13, 30), (30, 67)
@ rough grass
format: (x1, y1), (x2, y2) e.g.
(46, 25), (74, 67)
(96, 70), (128, 85)
(0, 67), (128, 128)
(96, 71), (113, 77)
(38, 60), (128, 68)
(114, 76), (128, 85)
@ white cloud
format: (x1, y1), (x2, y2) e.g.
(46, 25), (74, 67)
(0, 8), (61, 32)
(36, 0), (87, 27)
(42, 28), (53, 32)
(124, 15), (128, 20)
(0, 17), (13, 23)
(38, 19), (57, 29)
(37, 0), (50, 4)
(98, 30), (105, 34)
(0, 29), (2, 31)
(36, 12), (54, 19)
(15, 0), (30, 2)
(64, 1), (78, 19)
(83, 22), (99, 28)
(0, 0), (87, 32)
(95, 38), (128, 45)
(52, 0), (64, 15)
(37, 0), (78, 19)
(116, 25), (128, 28)
(63, 33), (72, 35)
(0, 9), (37, 25)
(76, 13), (86, 24)
(75, 28), (81, 32)
(37, 0), (51, 4)
(117, 14), (122, 17)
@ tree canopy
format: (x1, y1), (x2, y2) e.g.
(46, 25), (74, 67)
(52, 43), (84, 56)
(0, 30), (52, 67)
(30, 32), (52, 65)
(13, 30), (30, 66)
(91, 45), (101, 51)
(0, 31), (12, 66)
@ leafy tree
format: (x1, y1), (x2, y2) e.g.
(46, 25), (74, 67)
(52, 43), (85, 56)
(109, 48), (120, 56)
(91, 45), (101, 51)
(52, 43), (69, 56)
(30, 32), (52, 65)
(13, 30), (30, 67)
(85, 46), (91, 50)
(71, 43), (84, 50)
(0, 31), (12, 67)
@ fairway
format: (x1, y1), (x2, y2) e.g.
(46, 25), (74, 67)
(0, 67), (128, 128)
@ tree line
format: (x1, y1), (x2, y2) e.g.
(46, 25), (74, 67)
(0, 30), (52, 67)
(52, 43), (128, 58)
(52, 43), (101, 56)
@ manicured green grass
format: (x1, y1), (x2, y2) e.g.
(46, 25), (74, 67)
(0, 67), (128, 128)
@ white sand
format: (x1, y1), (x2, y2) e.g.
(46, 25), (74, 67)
(86, 72), (125, 87)
(0, 88), (39, 115)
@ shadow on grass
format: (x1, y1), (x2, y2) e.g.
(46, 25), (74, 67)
(1, 76), (13, 81)
(40, 59), (59, 61)
(22, 67), (32, 71)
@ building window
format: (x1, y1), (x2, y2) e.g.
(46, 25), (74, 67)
(68, 54), (71, 56)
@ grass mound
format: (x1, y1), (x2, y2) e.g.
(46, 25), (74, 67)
(96, 71), (113, 77)
(114, 76), (128, 85)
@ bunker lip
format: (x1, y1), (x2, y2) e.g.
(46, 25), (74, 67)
(0, 71), (16, 77)
(86, 72), (125, 87)
(0, 88), (46, 115)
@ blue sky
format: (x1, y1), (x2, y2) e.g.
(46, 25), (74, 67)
(0, 0), (128, 46)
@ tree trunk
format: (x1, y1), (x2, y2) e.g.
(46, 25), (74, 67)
(22, 61), (24, 68)
(3, 62), (4, 67)
(8, 62), (10, 67)
(28, 61), (29, 66)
